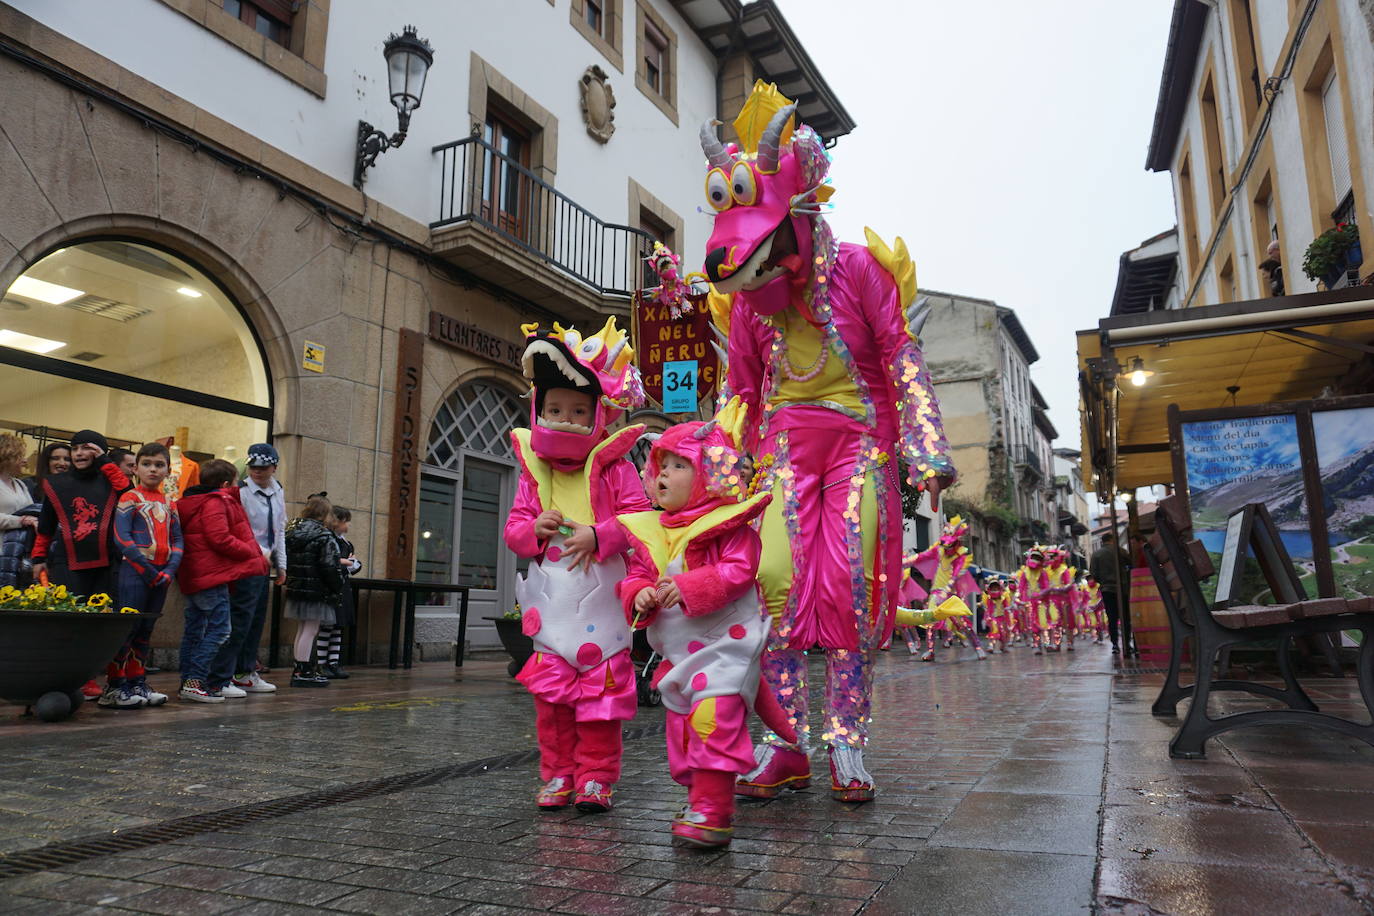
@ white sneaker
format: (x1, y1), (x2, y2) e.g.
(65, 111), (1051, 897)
(133, 682), (169, 706)
(233, 672), (277, 693)
(219, 683), (247, 698)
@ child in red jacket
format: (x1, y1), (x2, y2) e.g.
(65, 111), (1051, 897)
(176, 459), (267, 703)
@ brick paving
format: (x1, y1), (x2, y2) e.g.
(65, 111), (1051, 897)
(1, 644), (1371, 914)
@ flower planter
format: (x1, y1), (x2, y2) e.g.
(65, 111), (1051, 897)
(0, 610), (155, 721)
(483, 616), (534, 677)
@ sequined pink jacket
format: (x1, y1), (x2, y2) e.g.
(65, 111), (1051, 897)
(723, 242), (954, 480)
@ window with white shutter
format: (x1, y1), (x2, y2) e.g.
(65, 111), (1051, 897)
(1321, 70), (1353, 205)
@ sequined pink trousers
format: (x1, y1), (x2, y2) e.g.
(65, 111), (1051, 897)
(757, 423), (900, 750)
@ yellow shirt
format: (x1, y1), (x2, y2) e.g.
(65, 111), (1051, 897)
(549, 470), (593, 526)
(771, 312), (864, 415)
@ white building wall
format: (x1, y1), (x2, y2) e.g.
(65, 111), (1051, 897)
(1336, 0), (1374, 241)
(11, 0), (721, 260)
(1253, 1), (1290, 76)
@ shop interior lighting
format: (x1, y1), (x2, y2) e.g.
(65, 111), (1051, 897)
(0, 329), (66, 354)
(175, 286), (202, 298)
(7, 276), (84, 305)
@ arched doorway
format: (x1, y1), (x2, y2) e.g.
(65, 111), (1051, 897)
(0, 239), (271, 473)
(417, 380), (527, 647)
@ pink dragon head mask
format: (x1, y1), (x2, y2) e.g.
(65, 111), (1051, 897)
(519, 317), (644, 463)
(699, 82), (834, 319)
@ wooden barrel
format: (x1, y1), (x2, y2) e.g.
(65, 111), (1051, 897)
(1128, 567), (1171, 664)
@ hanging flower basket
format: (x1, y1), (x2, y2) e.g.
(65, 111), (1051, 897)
(0, 585), (150, 721)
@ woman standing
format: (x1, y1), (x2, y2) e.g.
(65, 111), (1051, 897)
(0, 435), (39, 587)
(26, 442), (72, 500)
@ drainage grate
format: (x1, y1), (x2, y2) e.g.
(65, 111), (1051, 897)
(0, 722), (666, 881)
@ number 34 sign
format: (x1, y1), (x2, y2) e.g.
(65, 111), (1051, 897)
(632, 291), (718, 414)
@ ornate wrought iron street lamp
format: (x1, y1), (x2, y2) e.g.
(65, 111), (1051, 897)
(353, 25), (434, 189)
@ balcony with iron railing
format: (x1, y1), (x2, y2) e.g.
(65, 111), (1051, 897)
(430, 135), (655, 316)
(1013, 444), (1044, 480)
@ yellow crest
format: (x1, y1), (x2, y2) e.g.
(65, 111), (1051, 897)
(733, 80), (795, 154)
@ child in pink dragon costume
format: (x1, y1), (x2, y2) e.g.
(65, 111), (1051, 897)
(1044, 545), (1078, 652)
(907, 516), (985, 662)
(617, 398), (776, 848)
(503, 319), (650, 813)
(982, 577), (1013, 654)
(1015, 545), (1054, 655)
(698, 83), (955, 802)
(1082, 575), (1106, 643)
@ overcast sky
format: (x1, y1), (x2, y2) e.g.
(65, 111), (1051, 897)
(775, 0), (1178, 452)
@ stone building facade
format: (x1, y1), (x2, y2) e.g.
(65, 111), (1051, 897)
(0, 0), (850, 659)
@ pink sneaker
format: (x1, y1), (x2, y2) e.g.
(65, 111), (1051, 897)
(574, 780), (614, 812)
(672, 806), (733, 847)
(735, 745), (812, 799)
(537, 775), (573, 810)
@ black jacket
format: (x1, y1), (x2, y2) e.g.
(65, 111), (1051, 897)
(284, 518), (344, 605)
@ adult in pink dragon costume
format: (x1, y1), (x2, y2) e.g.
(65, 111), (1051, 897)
(503, 319), (650, 813)
(907, 516), (985, 662)
(699, 82), (955, 802)
(1044, 545), (1077, 652)
(1015, 545), (1054, 655)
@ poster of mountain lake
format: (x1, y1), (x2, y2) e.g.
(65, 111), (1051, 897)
(1182, 414), (1313, 604)
(1314, 406), (1374, 602)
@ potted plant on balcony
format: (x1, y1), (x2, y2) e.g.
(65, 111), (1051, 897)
(483, 602), (535, 677)
(1302, 222), (1362, 289)
(0, 584), (149, 721)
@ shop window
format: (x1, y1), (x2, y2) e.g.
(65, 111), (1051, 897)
(0, 240), (270, 471)
(635, 1), (678, 123)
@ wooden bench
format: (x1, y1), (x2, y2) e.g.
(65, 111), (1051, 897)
(1143, 494), (1374, 759)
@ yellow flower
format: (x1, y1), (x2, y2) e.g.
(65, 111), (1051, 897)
(0, 586), (18, 600)
(86, 593), (112, 608)
(120, 606), (140, 615)
(51, 585), (68, 600)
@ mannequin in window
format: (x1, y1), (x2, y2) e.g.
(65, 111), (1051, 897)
(163, 445), (202, 502)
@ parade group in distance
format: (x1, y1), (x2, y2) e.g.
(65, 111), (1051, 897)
(499, 81), (1110, 851)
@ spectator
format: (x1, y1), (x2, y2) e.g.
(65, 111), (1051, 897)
(316, 504), (360, 679)
(209, 443), (285, 696)
(31, 430), (130, 599)
(104, 443), (184, 709)
(26, 442), (72, 501)
(0, 435), (39, 589)
(284, 493), (343, 688)
(1089, 532), (1132, 656)
(109, 447), (137, 480)
(176, 459), (267, 703)
(1260, 239), (1284, 297)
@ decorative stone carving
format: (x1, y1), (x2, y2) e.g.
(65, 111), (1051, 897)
(580, 65), (616, 143)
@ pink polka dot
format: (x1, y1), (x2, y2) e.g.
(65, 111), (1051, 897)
(546, 546), (562, 563)
(521, 608), (542, 637)
(687, 640), (705, 653)
(576, 642), (602, 667)
(691, 672), (708, 691)
(729, 624), (747, 639)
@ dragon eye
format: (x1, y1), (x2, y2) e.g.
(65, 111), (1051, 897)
(578, 338), (604, 360)
(705, 169), (732, 212)
(730, 162), (757, 205)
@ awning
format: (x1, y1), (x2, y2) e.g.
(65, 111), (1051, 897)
(1077, 286), (1374, 493)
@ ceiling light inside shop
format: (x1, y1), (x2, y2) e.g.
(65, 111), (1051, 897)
(0, 329), (66, 354)
(7, 276), (84, 305)
(176, 287), (202, 298)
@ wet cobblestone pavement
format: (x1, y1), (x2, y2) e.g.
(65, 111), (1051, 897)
(1, 644), (1371, 915)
